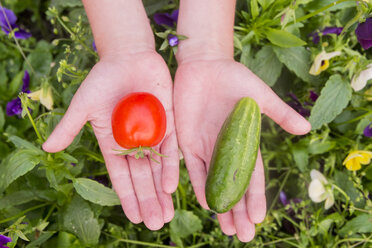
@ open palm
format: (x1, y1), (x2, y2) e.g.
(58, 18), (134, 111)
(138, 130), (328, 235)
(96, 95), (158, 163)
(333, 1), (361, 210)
(174, 59), (311, 241)
(43, 51), (179, 230)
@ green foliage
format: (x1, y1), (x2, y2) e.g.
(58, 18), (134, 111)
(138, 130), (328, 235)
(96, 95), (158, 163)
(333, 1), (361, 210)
(73, 178), (120, 206)
(63, 195), (101, 246)
(0, 0), (371, 247)
(309, 74), (352, 130)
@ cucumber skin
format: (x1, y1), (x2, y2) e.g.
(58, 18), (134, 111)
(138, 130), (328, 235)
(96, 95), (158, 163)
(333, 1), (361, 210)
(205, 97), (261, 213)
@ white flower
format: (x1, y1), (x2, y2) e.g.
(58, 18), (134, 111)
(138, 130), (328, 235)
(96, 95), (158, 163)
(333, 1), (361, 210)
(309, 51), (341, 76)
(308, 169), (334, 210)
(28, 86), (54, 110)
(351, 63), (372, 91)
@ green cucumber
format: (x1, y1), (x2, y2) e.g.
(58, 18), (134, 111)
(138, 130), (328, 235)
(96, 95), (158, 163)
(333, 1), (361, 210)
(205, 97), (261, 213)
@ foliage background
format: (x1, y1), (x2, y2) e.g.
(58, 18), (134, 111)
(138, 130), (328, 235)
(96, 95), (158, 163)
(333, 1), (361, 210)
(0, 0), (371, 247)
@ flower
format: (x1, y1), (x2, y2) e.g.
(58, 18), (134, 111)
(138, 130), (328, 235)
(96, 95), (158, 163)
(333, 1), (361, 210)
(153, 9), (178, 27)
(28, 86), (54, 110)
(309, 90), (319, 102)
(287, 93), (310, 117)
(351, 63), (372, 91)
(6, 70), (30, 116)
(310, 26), (343, 44)
(0, 234), (11, 248)
(309, 50), (341, 75)
(167, 34), (179, 47)
(355, 18), (372, 50)
(0, 6), (31, 39)
(308, 169), (334, 210)
(364, 122), (372, 137)
(92, 41), (97, 52)
(343, 150), (372, 171)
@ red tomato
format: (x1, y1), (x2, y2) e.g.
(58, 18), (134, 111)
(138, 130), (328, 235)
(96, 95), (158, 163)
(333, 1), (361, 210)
(111, 92), (167, 149)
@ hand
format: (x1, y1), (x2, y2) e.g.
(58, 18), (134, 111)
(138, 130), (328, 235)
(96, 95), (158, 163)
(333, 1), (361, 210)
(174, 59), (311, 241)
(43, 51), (179, 230)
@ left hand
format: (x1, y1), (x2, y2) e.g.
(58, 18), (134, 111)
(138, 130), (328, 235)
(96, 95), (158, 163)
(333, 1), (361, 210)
(174, 58), (311, 241)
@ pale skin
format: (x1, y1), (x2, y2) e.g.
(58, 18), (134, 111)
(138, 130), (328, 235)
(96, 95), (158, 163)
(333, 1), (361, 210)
(42, 0), (311, 242)
(175, 0), (311, 242)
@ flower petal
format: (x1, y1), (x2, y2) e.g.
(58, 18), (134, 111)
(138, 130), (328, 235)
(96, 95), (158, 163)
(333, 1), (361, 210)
(364, 123), (372, 137)
(28, 90), (41, 100)
(351, 64), (372, 91)
(324, 193), (334, 210)
(309, 51), (341, 75)
(6, 98), (22, 116)
(40, 87), (53, 110)
(153, 13), (175, 27)
(0, 7), (17, 28)
(310, 169), (328, 184)
(309, 179), (326, 203)
(345, 159), (361, 171)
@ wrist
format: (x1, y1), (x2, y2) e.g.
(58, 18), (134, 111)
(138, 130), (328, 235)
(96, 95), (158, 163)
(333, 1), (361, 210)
(175, 39), (233, 65)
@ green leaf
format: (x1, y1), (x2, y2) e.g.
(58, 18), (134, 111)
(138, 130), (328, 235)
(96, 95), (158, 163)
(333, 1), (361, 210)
(25, 231), (56, 248)
(25, 41), (53, 77)
(7, 135), (44, 153)
(339, 214), (372, 236)
(8, 71), (23, 96)
(258, 0), (275, 9)
(308, 140), (336, 155)
(0, 106), (5, 131)
(273, 46), (317, 83)
(291, 146), (308, 172)
(0, 149), (41, 192)
(266, 29), (306, 48)
(73, 178), (120, 206)
(309, 75), (352, 130)
(0, 190), (42, 209)
(250, 0), (259, 19)
(170, 210), (203, 239)
(51, 0), (83, 8)
(143, 0), (169, 15)
(63, 195), (101, 246)
(334, 171), (365, 208)
(248, 46), (282, 86)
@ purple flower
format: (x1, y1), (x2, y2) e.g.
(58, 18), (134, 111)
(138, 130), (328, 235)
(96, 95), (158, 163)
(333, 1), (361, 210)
(6, 70), (30, 116)
(92, 41), (97, 52)
(356, 18), (372, 50)
(0, 7), (31, 39)
(309, 90), (319, 102)
(167, 34), (179, 47)
(0, 234), (11, 248)
(364, 122), (372, 137)
(287, 93), (310, 117)
(310, 26), (343, 44)
(280, 191), (289, 206)
(6, 97), (22, 116)
(153, 9), (178, 27)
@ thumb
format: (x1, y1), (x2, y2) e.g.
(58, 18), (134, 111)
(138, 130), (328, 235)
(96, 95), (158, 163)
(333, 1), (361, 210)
(42, 96), (88, 153)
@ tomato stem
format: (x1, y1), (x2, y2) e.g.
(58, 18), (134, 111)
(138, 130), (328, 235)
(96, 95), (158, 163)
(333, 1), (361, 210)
(113, 146), (167, 164)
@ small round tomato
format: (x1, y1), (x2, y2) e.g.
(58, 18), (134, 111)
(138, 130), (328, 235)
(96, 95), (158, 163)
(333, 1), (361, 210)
(111, 92), (166, 149)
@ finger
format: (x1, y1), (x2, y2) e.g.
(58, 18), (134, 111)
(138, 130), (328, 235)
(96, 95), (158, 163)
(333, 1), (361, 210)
(183, 151), (209, 209)
(42, 92), (88, 153)
(160, 130), (179, 194)
(246, 150), (266, 224)
(101, 152), (142, 224)
(262, 86), (311, 135)
(217, 212), (236, 236)
(150, 153), (175, 223)
(232, 196), (255, 242)
(127, 156), (164, 230)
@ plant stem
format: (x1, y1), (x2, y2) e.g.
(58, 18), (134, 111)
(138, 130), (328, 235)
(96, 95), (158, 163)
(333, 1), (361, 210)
(332, 183), (349, 209)
(20, 96), (43, 141)
(0, 203), (50, 224)
(268, 169), (291, 213)
(177, 183), (187, 209)
(55, 15), (98, 58)
(103, 232), (175, 248)
(295, 0), (354, 23)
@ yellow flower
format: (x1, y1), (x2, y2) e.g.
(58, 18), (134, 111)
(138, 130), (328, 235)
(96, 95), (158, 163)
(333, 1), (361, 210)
(28, 87), (54, 110)
(343, 150), (372, 171)
(309, 50), (341, 76)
